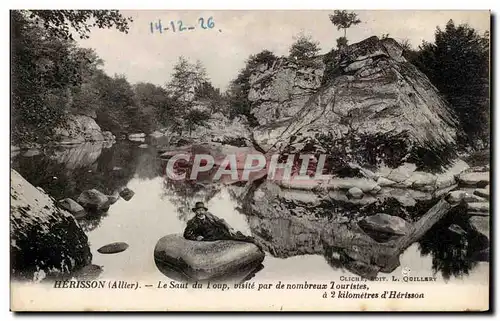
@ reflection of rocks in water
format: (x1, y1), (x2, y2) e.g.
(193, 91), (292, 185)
(76, 211), (109, 233)
(11, 142), (148, 202)
(11, 141), (161, 233)
(417, 204), (489, 280)
(248, 216), (324, 257)
(48, 143), (104, 169)
(243, 180), (487, 280)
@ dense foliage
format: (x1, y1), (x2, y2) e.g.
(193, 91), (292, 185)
(329, 10), (361, 49)
(226, 50), (279, 124)
(408, 20), (490, 147)
(11, 10), (224, 144)
(289, 34), (321, 61)
(11, 10), (134, 144)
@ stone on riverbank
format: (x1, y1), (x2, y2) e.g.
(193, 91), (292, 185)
(58, 198), (85, 218)
(10, 169), (91, 280)
(97, 242), (129, 254)
(467, 202), (489, 213)
(347, 187), (364, 199)
(77, 189), (109, 211)
(55, 115), (114, 144)
(473, 188), (490, 200)
(119, 187), (135, 201)
(470, 216), (489, 239)
(358, 213), (410, 236)
(107, 193), (120, 205)
(447, 190), (486, 204)
(458, 172), (489, 187)
(377, 177), (396, 187)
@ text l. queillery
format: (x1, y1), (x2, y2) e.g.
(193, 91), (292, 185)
(402, 276), (437, 282)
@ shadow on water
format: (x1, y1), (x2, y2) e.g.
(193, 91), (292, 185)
(417, 204), (489, 280)
(11, 141), (163, 232)
(230, 178), (489, 281)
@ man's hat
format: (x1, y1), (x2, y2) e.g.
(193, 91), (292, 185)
(192, 201), (208, 212)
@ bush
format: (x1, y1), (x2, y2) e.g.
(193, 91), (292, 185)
(408, 20), (489, 148)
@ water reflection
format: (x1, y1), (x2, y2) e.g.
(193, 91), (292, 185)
(11, 141), (489, 283)
(417, 204), (489, 280)
(162, 179), (221, 222)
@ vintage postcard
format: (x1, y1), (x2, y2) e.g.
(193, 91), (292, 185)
(10, 9), (490, 311)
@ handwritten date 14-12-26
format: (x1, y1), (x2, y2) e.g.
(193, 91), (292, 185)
(150, 17), (216, 33)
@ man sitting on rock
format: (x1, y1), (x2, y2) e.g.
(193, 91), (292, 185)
(184, 202), (258, 246)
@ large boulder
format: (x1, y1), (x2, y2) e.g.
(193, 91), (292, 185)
(473, 188), (490, 200)
(358, 213), (410, 236)
(10, 170), (92, 279)
(58, 198), (85, 218)
(248, 57), (325, 125)
(251, 37), (459, 171)
(347, 187), (364, 199)
(153, 234), (265, 282)
(97, 242), (129, 254)
(458, 172), (489, 187)
(119, 187), (135, 201)
(77, 189), (109, 211)
(54, 114), (110, 144)
(188, 113), (252, 147)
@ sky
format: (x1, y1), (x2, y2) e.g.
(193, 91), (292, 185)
(77, 10), (490, 90)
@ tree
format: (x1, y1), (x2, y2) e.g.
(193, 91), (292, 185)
(185, 109), (210, 135)
(22, 10), (132, 40)
(134, 82), (172, 129)
(409, 20), (489, 147)
(336, 37), (348, 49)
(11, 10), (132, 144)
(194, 81), (224, 113)
(329, 10), (361, 47)
(289, 33), (321, 61)
(166, 57), (209, 102)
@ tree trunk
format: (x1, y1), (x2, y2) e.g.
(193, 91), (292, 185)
(374, 198), (459, 270)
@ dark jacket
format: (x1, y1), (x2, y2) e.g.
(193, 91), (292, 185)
(183, 212), (255, 244)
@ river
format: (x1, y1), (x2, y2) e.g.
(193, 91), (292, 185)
(11, 139), (489, 287)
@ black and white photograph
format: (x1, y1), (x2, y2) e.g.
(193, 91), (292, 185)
(9, 8), (491, 311)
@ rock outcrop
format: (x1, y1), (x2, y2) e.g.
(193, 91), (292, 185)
(248, 57), (325, 125)
(10, 169), (92, 280)
(251, 36), (459, 171)
(58, 198), (85, 218)
(184, 113), (253, 147)
(55, 114), (116, 145)
(77, 189), (110, 211)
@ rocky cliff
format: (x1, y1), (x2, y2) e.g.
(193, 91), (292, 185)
(250, 37), (460, 172)
(10, 169), (92, 280)
(248, 57), (325, 125)
(55, 114), (115, 145)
